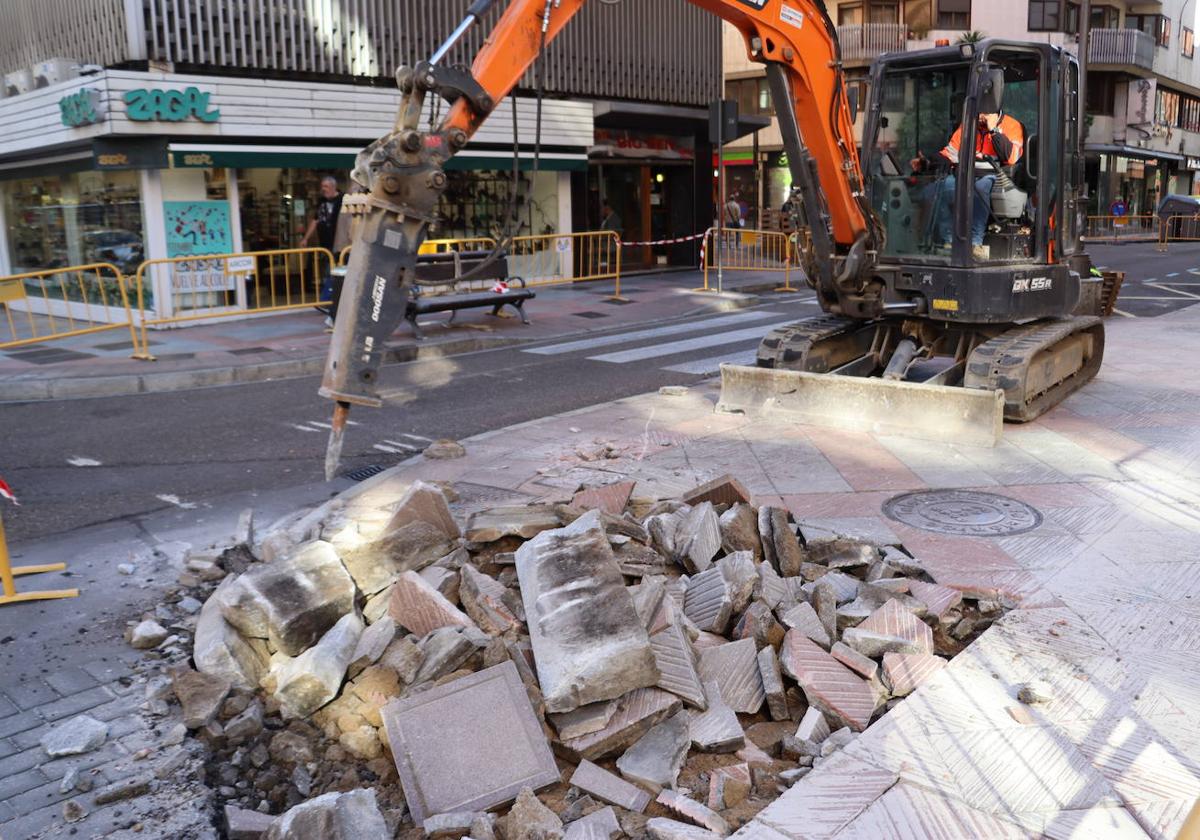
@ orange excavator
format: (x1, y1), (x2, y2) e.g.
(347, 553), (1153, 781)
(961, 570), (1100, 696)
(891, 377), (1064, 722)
(321, 0), (1104, 476)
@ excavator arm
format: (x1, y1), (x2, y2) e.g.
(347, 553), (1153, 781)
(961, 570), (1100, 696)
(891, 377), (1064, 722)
(320, 0), (883, 477)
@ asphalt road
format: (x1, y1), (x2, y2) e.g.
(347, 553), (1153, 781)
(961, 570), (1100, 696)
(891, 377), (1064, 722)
(0, 295), (822, 544)
(1087, 240), (1200, 318)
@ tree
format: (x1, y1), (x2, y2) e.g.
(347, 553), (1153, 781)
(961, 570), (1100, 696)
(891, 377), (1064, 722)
(957, 30), (985, 43)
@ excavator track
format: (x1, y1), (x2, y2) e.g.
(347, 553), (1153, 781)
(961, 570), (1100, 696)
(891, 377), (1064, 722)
(964, 315), (1105, 422)
(756, 315), (882, 372)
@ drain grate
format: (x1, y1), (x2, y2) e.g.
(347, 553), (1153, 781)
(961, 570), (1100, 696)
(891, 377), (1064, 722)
(345, 464), (386, 482)
(883, 489), (1043, 537)
(573, 311), (609, 319)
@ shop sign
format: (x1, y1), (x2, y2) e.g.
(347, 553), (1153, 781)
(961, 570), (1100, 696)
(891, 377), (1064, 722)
(1125, 78), (1156, 127)
(164, 201), (233, 258)
(93, 137), (168, 170)
(591, 129), (695, 160)
(124, 87), (220, 123)
(59, 88), (106, 127)
(169, 259), (237, 294)
(226, 255), (255, 274)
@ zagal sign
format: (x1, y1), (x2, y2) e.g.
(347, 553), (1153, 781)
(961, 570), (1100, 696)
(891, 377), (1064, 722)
(124, 87), (220, 123)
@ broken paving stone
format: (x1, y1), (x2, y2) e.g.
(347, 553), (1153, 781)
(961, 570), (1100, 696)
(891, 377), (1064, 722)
(570, 760), (651, 813)
(347, 616), (397, 679)
(172, 668), (232, 729)
(650, 622), (707, 709)
(718, 551), (757, 614)
(811, 580), (840, 643)
(757, 645), (789, 721)
(881, 652), (946, 697)
(733, 601), (785, 651)
(551, 700), (619, 741)
(698, 638), (764, 715)
(225, 804), (275, 840)
(40, 714), (108, 757)
(719, 503), (762, 561)
(779, 601), (831, 650)
(130, 619), (169, 650)
(420, 565), (460, 602)
(907, 579), (964, 620)
(265, 788), (390, 840)
(655, 790), (729, 835)
(795, 706), (831, 744)
(830, 641), (878, 680)
(759, 507), (804, 577)
(616, 711), (690, 793)
(424, 439), (467, 460)
(645, 819), (724, 840)
(558, 687), (681, 761)
(387, 480), (460, 540)
(820, 727), (855, 757)
(805, 538), (877, 570)
(218, 540), (355, 656)
(688, 679), (744, 753)
(755, 560), (788, 610)
(563, 806), (621, 840)
(708, 763), (752, 811)
(378, 635), (423, 684)
(503, 787), (563, 840)
(630, 578), (668, 632)
(270, 612), (362, 718)
(465, 505), (564, 543)
(93, 775), (151, 805)
(779, 631), (876, 732)
(338, 518), (458, 596)
(678, 502), (722, 574)
(573, 481), (636, 516)
(840, 627), (924, 659)
(857, 599), (933, 654)
(424, 811), (480, 838)
(460, 565), (521, 636)
(381, 661), (558, 824)
(682, 474), (751, 508)
(683, 567), (734, 634)
(413, 626), (479, 685)
(803, 569), (861, 604)
(516, 512), (658, 713)
(194, 582), (270, 691)
(388, 570), (476, 637)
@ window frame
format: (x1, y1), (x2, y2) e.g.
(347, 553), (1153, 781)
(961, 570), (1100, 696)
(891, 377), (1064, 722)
(937, 0), (971, 29)
(1183, 26), (1194, 58)
(1028, 0), (1062, 32)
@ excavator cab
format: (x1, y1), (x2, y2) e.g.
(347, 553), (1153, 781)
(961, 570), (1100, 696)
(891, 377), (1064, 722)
(861, 40), (1084, 323)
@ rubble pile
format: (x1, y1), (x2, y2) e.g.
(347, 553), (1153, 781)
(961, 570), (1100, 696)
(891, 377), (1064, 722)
(150, 474), (1006, 838)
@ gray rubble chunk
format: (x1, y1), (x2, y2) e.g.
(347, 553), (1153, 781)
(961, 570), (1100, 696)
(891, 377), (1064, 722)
(420, 565), (460, 601)
(265, 788), (389, 840)
(504, 788), (563, 840)
(682, 567), (734, 634)
(698, 638), (765, 714)
(423, 811), (480, 838)
(677, 502), (721, 573)
(655, 790), (729, 835)
(558, 688), (682, 760)
(340, 518), (457, 597)
(225, 701), (264, 743)
(347, 615), (396, 679)
(718, 551), (758, 614)
(270, 612), (363, 718)
(756, 561), (789, 610)
(811, 579), (839, 643)
(226, 804), (275, 839)
(413, 626), (479, 685)
(759, 506), (803, 577)
(803, 569), (861, 603)
(630, 578), (667, 632)
(570, 759), (651, 812)
(460, 565), (521, 636)
(218, 540), (356, 656)
(779, 601), (831, 649)
(805, 538), (878, 570)
(733, 601), (785, 651)
(172, 669), (232, 729)
(719, 503), (762, 560)
(465, 505), (564, 543)
(645, 819), (724, 840)
(841, 627), (924, 658)
(388, 480), (460, 540)
(688, 680), (744, 753)
(130, 620), (168, 649)
(831, 641), (878, 680)
(379, 635), (423, 684)
(616, 711), (690, 793)
(93, 775), (151, 805)
(550, 701), (618, 741)
(650, 622), (707, 709)
(564, 806), (621, 840)
(757, 645), (789, 721)
(40, 715), (108, 757)
(516, 511), (658, 713)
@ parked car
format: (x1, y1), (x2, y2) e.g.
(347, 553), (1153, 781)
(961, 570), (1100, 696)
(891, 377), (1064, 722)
(1157, 195), (1200, 238)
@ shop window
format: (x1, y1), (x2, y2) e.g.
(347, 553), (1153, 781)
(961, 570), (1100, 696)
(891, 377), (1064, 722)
(4, 170), (146, 276)
(1183, 27), (1194, 58)
(436, 170), (559, 241)
(936, 0), (970, 29)
(236, 168), (351, 252)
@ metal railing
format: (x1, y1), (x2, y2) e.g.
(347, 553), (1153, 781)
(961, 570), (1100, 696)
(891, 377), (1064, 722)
(337, 237), (499, 267)
(1156, 214), (1200, 250)
(1088, 28), (1155, 70)
(132, 247), (335, 358)
(700, 227), (797, 293)
(0, 263), (144, 355)
(836, 23), (907, 62)
(1082, 214), (1160, 243)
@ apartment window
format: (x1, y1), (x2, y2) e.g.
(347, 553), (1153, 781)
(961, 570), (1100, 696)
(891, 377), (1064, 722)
(1182, 96), (1200, 131)
(839, 4), (864, 25)
(1127, 14), (1169, 47)
(937, 0), (970, 29)
(1159, 16), (1171, 47)
(725, 77), (773, 117)
(1183, 27), (1194, 58)
(838, 3), (899, 24)
(1028, 0), (1062, 32)
(1156, 89), (1180, 126)
(1086, 73), (1116, 115)
(1065, 4), (1117, 33)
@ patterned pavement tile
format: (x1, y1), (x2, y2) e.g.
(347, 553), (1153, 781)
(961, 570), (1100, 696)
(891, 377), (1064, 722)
(996, 533), (1093, 573)
(830, 782), (1032, 840)
(1123, 797), (1199, 840)
(749, 753), (898, 839)
(802, 429), (927, 493)
(782, 491), (901, 519)
(1033, 805), (1153, 839)
(1067, 714), (1200, 807)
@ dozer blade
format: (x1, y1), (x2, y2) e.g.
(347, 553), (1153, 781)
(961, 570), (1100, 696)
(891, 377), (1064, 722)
(716, 364), (1005, 447)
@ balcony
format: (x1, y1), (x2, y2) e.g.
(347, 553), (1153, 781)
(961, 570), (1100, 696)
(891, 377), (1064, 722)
(837, 23), (907, 63)
(1088, 28), (1155, 70)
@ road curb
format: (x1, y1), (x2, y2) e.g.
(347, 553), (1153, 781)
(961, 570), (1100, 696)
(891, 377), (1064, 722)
(0, 335), (520, 403)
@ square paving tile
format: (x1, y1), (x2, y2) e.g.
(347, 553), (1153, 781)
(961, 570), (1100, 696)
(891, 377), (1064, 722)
(380, 661), (558, 824)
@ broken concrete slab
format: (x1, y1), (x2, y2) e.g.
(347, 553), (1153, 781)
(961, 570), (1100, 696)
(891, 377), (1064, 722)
(465, 505), (564, 543)
(550, 700), (619, 741)
(698, 638), (764, 714)
(733, 602), (785, 651)
(881, 651), (946, 697)
(347, 616), (396, 679)
(645, 819), (724, 840)
(504, 788), (563, 840)
(516, 512), (658, 713)
(380, 661), (558, 824)
(218, 540), (356, 656)
(573, 481), (636, 516)
(683, 567), (734, 634)
(718, 551), (757, 614)
(755, 560), (789, 610)
(688, 679), (744, 753)
(616, 711), (690, 793)
(40, 715), (108, 757)
(779, 601), (831, 650)
(856, 599), (933, 654)
(779, 631), (876, 732)
(195, 578), (269, 691)
(677, 502), (722, 574)
(563, 806), (621, 840)
(412, 626), (479, 685)
(558, 687), (682, 761)
(570, 760), (652, 812)
(650, 622), (707, 709)
(840, 626), (924, 659)
(759, 506), (803, 577)
(388, 570), (476, 637)
(757, 645), (789, 721)
(459, 565), (522, 636)
(270, 612), (362, 718)
(719, 503), (762, 561)
(682, 474), (751, 508)
(337, 519), (457, 596)
(830, 641), (878, 680)
(386, 480), (460, 540)
(655, 790), (728, 835)
(171, 668), (232, 729)
(264, 788), (389, 840)
(907, 579), (964, 620)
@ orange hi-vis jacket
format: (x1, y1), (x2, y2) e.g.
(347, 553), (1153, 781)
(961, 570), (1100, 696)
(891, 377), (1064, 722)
(940, 113), (1024, 166)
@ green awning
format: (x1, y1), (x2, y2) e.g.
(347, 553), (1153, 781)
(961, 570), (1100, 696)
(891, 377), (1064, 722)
(168, 144), (588, 172)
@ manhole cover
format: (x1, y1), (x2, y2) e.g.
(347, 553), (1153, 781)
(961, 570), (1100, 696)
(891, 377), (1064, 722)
(882, 490), (1043, 537)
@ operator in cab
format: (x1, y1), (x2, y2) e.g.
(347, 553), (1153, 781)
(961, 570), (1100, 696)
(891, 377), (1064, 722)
(913, 110), (1024, 260)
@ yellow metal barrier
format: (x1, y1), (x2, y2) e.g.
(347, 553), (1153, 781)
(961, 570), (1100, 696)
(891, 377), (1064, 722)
(0, 506), (79, 607)
(338, 237), (499, 266)
(1082, 214), (1159, 243)
(132, 247), (335, 358)
(1157, 214), (1200, 251)
(0, 263), (144, 356)
(700, 227), (796, 293)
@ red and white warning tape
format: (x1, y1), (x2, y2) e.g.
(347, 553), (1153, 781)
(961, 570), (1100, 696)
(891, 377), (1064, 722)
(617, 229), (710, 248)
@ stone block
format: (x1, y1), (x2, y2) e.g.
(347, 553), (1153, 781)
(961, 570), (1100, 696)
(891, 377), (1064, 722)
(756, 560), (789, 609)
(270, 612), (362, 718)
(264, 788), (389, 840)
(386, 480), (459, 540)
(805, 569), (861, 603)
(460, 565), (521, 636)
(378, 635), (423, 684)
(720, 503), (762, 560)
(172, 668), (232, 729)
(779, 631), (876, 732)
(683, 567), (733, 634)
(40, 714), (107, 757)
(881, 651), (946, 697)
(650, 622), (707, 709)
(733, 601), (785, 651)
(465, 505), (564, 543)
(678, 502), (721, 574)
(616, 711), (690, 792)
(759, 507), (803, 577)
(347, 616), (396, 679)
(856, 599), (933, 654)
(573, 480), (636, 516)
(645, 819), (724, 840)
(718, 550), (757, 614)
(811, 579), (839, 643)
(420, 565), (460, 602)
(413, 626), (479, 685)
(195, 586), (270, 691)
(779, 602), (831, 649)
(338, 520), (458, 596)
(631, 577), (668, 633)
(805, 538), (877, 570)
(225, 804), (275, 839)
(550, 701), (618, 741)
(907, 579), (964, 620)
(218, 540), (356, 656)
(570, 759), (652, 812)
(757, 645), (789, 721)
(655, 790), (728, 834)
(380, 661), (558, 824)
(688, 679), (744, 753)
(503, 788), (562, 840)
(794, 706), (831, 744)
(516, 511), (658, 713)
(388, 570), (475, 637)
(563, 806), (621, 840)
(830, 641), (878, 680)
(707, 763), (751, 811)
(558, 687), (682, 760)
(698, 638), (765, 714)
(840, 627), (924, 658)
(682, 474), (751, 507)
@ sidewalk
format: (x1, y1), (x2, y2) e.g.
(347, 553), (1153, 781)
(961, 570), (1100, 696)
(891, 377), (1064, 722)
(0, 269), (789, 402)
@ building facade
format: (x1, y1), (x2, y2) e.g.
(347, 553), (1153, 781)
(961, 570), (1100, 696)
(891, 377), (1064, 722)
(0, 0), (721, 298)
(723, 0), (1200, 222)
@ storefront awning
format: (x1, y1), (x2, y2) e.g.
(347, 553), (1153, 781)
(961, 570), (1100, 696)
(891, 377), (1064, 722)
(1086, 144), (1186, 163)
(167, 143), (588, 172)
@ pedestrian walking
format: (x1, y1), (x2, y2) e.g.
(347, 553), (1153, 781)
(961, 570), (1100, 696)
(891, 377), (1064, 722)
(301, 175), (345, 327)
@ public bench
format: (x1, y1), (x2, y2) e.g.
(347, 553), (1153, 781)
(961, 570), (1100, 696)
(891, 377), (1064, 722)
(407, 250), (534, 339)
